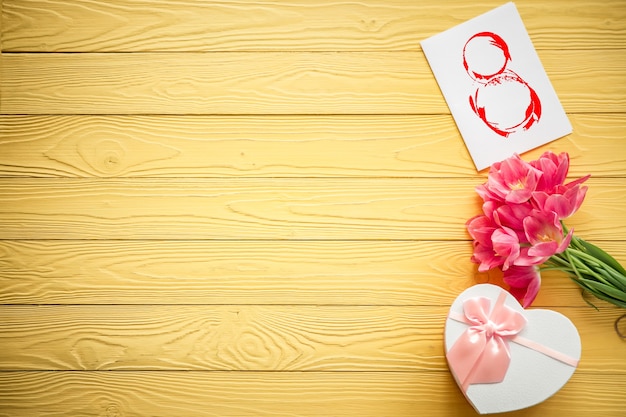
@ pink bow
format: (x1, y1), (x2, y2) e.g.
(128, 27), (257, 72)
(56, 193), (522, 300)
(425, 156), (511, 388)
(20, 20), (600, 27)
(447, 290), (527, 392)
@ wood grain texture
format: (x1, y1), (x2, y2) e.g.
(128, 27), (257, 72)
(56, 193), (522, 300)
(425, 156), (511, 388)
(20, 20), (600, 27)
(2, 0), (626, 52)
(0, 178), (623, 240)
(0, 240), (624, 307)
(0, 371), (624, 417)
(1, 1), (626, 415)
(0, 52), (433, 115)
(2, 50), (626, 114)
(1, 114), (625, 178)
(1, 305), (624, 373)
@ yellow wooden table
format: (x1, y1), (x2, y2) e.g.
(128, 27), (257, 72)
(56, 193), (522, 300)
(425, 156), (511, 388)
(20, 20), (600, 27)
(1, 1), (625, 416)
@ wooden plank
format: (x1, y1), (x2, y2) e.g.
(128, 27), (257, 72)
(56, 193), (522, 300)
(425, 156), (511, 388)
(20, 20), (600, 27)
(1, 305), (442, 372)
(2, 0), (626, 52)
(1, 114), (625, 177)
(0, 52), (434, 115)
(0, 305), (623, 373)
(2, 50), (625, 114)
(0, 240), (624, 307)
(0, 178), (623, 240)
(0, 371), (624, 416)
(0, 240), (478, 305)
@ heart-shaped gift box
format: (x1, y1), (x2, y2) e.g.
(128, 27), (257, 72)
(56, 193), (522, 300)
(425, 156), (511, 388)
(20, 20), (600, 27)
(444, 284), (581, 414)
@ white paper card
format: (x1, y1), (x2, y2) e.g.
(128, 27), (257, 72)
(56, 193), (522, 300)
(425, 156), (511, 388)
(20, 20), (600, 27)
(421, 2), (572, 171)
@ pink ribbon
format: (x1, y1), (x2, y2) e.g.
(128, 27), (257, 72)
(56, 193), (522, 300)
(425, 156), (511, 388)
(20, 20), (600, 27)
(446, 290), (579, 392)
(447, 290), (525, 392)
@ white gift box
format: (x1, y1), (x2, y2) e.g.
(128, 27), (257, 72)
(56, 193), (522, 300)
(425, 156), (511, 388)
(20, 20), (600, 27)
(444, 284), (581, 414)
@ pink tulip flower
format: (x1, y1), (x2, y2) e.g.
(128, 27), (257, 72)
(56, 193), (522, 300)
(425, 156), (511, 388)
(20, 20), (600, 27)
(491, 227), (520, 271)
(486, 153), (542, 204)
(471, 241), (503, 272)
(475, 183), (500, 203)
(532, 183), (588, 219)
(467, 212), (498, 271)
(466, 214), (496, 246)
(523, 210), (573, 258)
(493, 201), (533, 242)
(530, 151), (570, 193)
(503, 265), (541, 308)
(467, 222), (520, 273)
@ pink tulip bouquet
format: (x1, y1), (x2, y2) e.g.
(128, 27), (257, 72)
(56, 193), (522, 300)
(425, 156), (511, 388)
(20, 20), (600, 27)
(466, 151), (626, 309)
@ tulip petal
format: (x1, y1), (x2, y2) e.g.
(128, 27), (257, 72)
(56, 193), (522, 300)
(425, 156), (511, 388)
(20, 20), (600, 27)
(528, 241), (558, 257)
(503, 265), (542, 308)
